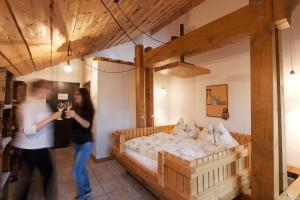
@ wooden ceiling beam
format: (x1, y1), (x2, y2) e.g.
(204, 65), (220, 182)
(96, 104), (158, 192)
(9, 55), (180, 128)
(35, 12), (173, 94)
(274, 0), (300, 30)
(144, 5), (252, 68)
(4, 0), (37, 71)
(150, 0), (205, 35)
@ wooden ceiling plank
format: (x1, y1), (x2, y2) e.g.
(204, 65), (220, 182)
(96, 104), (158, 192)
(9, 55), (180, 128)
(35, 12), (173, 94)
(91, 0), (138, 50)
(0, 50), (22, 75)
(9, 0), (52, 70)
(102, 0), (177, 49)
(144, 5), (252, 68)
(108, 0), (186, 48)
(4, 0), (37, 71)
(0, 1), (35, 74)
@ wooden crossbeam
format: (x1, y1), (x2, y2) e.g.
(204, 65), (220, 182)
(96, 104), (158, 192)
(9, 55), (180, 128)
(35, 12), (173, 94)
(144, 6), (252, 68)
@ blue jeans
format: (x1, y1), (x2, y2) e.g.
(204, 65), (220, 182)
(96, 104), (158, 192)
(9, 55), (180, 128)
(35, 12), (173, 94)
(72, 141), (93, 197)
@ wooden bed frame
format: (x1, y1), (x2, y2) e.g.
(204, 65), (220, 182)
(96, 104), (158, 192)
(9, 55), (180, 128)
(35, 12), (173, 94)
(112, 125), (251, 200)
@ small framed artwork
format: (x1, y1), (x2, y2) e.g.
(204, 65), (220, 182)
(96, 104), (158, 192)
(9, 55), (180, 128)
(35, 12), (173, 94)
(206, 84), (229, 120)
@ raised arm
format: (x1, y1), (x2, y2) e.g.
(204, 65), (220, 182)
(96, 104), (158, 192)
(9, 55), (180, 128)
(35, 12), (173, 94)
(65, 110), (92, 129)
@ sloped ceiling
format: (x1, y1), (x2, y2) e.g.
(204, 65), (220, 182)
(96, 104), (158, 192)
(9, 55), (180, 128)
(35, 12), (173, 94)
(0, 0), (205, 76)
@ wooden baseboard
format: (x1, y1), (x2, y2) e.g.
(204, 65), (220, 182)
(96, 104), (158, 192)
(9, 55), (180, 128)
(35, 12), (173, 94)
(91, 154), (113, 164)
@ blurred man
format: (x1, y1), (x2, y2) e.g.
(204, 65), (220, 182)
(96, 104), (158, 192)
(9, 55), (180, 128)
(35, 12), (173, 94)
(12, 80), (61, 200)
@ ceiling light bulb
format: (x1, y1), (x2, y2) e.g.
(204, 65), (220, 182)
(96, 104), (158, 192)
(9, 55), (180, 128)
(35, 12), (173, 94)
(161, 87), (167, 96)
(64, 64), (72, 73)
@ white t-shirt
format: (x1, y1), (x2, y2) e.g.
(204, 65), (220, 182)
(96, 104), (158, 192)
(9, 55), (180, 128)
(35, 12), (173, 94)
(12, 97), (54, 149)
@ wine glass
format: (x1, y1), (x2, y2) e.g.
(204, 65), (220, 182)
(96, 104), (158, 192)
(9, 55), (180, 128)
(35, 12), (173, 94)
(57, 102), (66, 120)
(65, 102), (72, 118)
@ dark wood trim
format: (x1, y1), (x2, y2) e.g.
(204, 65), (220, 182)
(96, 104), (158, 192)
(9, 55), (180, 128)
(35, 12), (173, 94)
(91, 154), (113, 164)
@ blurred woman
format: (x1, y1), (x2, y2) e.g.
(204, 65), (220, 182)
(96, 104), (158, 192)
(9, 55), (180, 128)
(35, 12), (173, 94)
(12, 80), (62, 200)
(65, 88), (94, 200)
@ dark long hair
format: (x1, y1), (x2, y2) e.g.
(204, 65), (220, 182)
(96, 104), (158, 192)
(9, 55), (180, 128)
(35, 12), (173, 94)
(75, 88), (94, 115)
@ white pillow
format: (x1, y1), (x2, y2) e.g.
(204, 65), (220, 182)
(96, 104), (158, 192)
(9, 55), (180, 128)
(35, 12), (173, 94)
(214, 123), (239, 149)
(186, 121), (201, 139)
(197, 122), (215, 144)
(172, 118), (187, 137)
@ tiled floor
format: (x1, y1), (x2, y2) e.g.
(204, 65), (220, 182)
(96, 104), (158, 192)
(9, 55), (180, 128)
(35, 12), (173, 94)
(54, 148), (158, 200)
(10, 148), (158, 200)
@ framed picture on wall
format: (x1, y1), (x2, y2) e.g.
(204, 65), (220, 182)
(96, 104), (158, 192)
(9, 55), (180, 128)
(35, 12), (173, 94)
(206, 84), (229, 120)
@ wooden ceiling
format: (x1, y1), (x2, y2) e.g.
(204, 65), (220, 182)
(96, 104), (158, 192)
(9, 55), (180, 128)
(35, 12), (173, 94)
(0, 0), (205, 76)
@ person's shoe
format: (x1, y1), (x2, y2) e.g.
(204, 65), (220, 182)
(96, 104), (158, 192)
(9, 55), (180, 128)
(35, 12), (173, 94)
(82, 191), (93, 200)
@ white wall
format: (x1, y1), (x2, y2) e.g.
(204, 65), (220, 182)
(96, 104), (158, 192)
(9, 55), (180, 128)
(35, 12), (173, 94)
(282, 5), (300, 167)
(96, 61), (136, 158)
(192, 42), (251, 134)
(153, 41), (251, 134)
(154, 73), (196, 125)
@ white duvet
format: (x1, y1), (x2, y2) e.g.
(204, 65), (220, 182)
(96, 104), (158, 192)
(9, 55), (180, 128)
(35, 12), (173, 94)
(125, 132), (233, 161)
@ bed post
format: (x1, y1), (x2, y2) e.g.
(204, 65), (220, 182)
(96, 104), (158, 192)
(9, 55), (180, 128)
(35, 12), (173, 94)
(119, 134), (125, 154)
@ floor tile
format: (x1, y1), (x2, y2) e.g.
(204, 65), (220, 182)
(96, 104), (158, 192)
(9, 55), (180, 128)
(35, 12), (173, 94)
(101, 179), (123, 193)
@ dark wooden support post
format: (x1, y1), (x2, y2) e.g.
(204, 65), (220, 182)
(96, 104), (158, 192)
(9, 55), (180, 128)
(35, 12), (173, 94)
(145, 68), (154, 127)
(135, 45), (146, 128)
(250, 0), (282, 198)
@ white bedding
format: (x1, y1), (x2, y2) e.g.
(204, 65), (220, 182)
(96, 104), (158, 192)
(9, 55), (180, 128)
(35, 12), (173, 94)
(125, 148), (157, 172)
(125, 132), (233, 161)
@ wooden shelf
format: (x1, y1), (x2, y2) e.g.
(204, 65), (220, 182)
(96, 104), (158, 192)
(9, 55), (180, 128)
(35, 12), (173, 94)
(154, 61), (211, 78)
(1, 172), (10, 190)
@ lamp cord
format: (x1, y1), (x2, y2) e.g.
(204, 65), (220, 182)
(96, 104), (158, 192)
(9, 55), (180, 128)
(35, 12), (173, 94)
(98, 0), (137, 46)
(115, 2), (166, 44)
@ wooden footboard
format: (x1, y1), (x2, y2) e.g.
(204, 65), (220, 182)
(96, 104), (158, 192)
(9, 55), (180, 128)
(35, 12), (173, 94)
(112, 126), (251, 200)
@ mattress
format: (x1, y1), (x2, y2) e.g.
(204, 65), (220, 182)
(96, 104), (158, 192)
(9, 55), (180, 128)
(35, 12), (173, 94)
(125, 148), (158, 172)
(125, 132), (229, 161)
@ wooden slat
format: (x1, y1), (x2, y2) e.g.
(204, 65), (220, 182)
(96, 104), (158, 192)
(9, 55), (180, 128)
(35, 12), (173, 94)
(277, 177), (300, 200)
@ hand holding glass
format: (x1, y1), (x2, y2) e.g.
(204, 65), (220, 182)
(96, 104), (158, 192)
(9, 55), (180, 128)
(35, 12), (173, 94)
(65, 102), (73, 118)
(57, 102), (66, 120)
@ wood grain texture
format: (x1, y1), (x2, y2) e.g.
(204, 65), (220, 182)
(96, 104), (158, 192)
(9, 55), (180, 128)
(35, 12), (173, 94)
(135, 45), (145, 128)
(145, 68), (154, 127)
(0, 0), (205, 75)
(250, 0), (280, 199)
